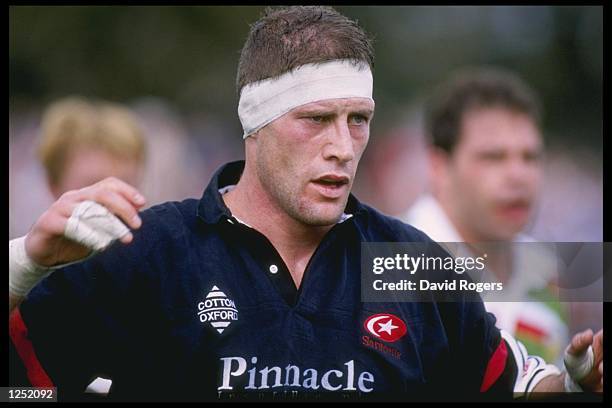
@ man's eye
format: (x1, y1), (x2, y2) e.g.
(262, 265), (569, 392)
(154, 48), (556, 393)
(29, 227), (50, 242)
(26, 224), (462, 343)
(479, 152), (505, 161)
(310, 116), (325, 123)
(524, 151), (542, 163)
(349, 115), (367, 125)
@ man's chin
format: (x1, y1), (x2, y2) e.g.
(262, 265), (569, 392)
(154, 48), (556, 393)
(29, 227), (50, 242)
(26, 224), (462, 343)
(295, 204), (347, 226)
(299, 213), (344, 227)
(487, 225), (525, 242)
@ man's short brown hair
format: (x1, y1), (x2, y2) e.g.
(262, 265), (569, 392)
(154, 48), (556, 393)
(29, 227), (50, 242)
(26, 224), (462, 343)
(236, 6), (374, 95)
(426, 67), (542, 154)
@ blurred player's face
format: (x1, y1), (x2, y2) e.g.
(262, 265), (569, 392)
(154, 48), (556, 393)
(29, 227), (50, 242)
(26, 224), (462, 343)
(51, 148), (143, 199)
(254, 98), (374, 226)
(440, 108), (543, 241)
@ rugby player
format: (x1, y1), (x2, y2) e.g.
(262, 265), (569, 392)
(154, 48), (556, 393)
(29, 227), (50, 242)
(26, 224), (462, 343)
(19, 96), (146, 396)
(402, 68), (571, 365)
(9, 6), (603, 401)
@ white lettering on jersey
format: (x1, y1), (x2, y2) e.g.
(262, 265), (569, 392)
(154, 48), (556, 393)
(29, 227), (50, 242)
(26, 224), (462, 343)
(197, 285), (239, 334)
(218, 357), (375, 392)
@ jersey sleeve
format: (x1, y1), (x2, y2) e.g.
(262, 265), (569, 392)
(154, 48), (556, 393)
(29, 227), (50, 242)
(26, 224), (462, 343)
(9, 231), (153, 399)
(499, 329), (562, 397)
(421, 237), (561, 400)
(449, 300), (561, 399)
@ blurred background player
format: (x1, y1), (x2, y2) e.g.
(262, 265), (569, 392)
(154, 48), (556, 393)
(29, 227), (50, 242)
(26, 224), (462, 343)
(38, 96), (146, 199)
(9, 96), (206, 242)
(401, 67), (569, 365)
(29, 96), (145, 396)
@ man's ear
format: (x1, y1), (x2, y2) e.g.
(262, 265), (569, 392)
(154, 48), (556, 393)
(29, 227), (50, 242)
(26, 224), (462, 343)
(244, 133), (258, 161)
(248, 130), (260, 140)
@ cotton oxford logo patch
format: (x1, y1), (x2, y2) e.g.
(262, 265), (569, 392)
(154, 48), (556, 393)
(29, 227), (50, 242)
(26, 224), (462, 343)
(197, 286), (239, 334)
(363, 313), (407, 343)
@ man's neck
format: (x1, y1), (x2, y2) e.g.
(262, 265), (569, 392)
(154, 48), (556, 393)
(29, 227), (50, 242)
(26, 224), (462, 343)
(222, 169), (331, 288)
(436, 196), (480, 244)
(435, 193), (514, 284)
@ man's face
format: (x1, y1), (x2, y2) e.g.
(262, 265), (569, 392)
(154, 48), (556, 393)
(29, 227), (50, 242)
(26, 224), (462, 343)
(51, 147), (143, 199)
(253, 97), (374, 226)
(442, 107), (543, 241)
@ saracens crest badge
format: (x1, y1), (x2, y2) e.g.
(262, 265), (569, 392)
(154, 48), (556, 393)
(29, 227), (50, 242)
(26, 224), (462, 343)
(363, 313), (407, 343)
(196, 286), (239, 334)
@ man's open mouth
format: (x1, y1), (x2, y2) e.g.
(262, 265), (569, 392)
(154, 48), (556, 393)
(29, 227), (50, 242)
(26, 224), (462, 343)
(312, 175), (350, 188)
(311, 174), (350, 198)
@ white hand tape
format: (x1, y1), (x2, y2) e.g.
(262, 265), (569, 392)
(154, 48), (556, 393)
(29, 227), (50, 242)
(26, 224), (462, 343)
(9, 201), (131, 298)
(9, 236), (52, 297)
(563, 371), (583, 392)
(64, 200), (131, 251)
(564, 344), (594, 383)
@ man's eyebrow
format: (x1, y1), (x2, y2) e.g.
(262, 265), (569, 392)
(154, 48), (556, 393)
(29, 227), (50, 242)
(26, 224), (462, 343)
(351, 109), (374, 117)
(295, 108), (333, 115)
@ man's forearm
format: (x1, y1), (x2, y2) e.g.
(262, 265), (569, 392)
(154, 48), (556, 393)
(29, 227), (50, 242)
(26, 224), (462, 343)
(529, 372), (565, 396)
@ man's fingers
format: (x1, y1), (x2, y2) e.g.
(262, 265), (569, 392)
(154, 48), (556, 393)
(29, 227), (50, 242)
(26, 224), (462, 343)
(592, 329), (604, 365)
(100, 177), (146, 208)
(92, 189), (142, 230)
(568, 329), (594, 355)
(119, 232), (134, 244)
(594, 330), (603, 350)
(37, 177), (147, 252)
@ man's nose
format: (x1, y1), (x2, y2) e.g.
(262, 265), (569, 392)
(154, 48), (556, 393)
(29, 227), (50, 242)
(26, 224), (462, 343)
(323, 119), (355, 163)
(505, 156), (534, 185)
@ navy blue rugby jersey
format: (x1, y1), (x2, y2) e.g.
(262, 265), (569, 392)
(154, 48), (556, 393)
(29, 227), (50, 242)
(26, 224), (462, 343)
(10, 161), (527, 401)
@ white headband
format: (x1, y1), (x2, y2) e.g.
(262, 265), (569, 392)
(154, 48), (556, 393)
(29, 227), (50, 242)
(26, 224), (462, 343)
(238, 59), (374, 138)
